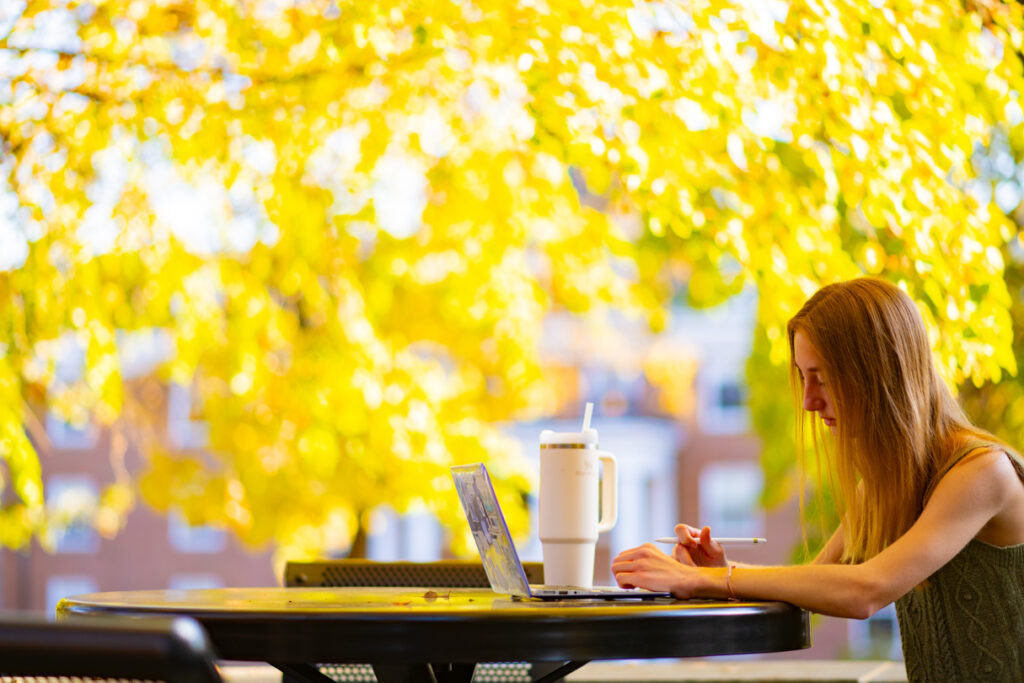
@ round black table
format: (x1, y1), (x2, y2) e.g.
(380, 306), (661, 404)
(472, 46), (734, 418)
(58, 587), (810, 683)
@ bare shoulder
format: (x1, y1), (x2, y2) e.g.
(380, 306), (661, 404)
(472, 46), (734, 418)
(945, 446), (1022, 505)
(947, 445), (1024, 545)
(951, 445), (1015, 478)
(956, 445), (1016, 472)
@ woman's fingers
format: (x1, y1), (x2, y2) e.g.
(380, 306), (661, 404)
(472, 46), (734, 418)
(699, 526), (725, 557)
(672, 542), (697, 566)
(612, 543), (698, 596)
(612, 543), (666, 573)
(666, 524), (728, 567)
(613, 542), (658, 561)
(674, 523), (701, 547)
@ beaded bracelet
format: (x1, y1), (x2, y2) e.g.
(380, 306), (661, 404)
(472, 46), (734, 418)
(726, 564), (738, 601)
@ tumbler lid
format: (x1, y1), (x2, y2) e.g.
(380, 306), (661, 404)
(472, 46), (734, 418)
(539, 429), (598, 448)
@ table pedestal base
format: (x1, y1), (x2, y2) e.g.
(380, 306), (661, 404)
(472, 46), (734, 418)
(373, 663), (476, 683)
(274, 660), (587, 683)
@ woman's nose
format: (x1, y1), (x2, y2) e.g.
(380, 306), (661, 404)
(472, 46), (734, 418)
(803, 384), (822, 412)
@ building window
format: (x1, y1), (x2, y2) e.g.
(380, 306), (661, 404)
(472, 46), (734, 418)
(168, 509), (226, 554)
(46, 575), (98, 617)
(848, 603), (902, 659)
(47, 474), (100, 554)
(168, 382), (209, 449)
(45, 412), (98, 450)
(45, 335), (98, 449)
(696, 370), (750, 435)
(718, 381), (744, 409)
(698, 461), (765, 538)
(366, 504), (443, 562)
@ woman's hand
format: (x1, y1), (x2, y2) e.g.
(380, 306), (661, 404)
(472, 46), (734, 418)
(611, 543), (704, 598)
(673, 524), (728, 568)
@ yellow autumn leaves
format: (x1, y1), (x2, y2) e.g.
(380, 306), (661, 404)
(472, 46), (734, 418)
(0, 0), (1022, 556)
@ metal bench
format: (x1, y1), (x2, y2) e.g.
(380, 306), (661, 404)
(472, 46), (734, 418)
(0, 611), (221, 683)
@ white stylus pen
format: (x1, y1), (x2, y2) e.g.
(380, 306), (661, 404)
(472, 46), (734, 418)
(655, 537), (768, 545)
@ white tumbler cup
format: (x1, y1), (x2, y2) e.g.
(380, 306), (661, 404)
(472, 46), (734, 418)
(538, 428), (617, 587)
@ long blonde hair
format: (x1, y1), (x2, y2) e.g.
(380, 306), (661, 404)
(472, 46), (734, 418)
(787, 278), (1000, 563)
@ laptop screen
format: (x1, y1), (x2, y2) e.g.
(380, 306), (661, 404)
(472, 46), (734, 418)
(451, 463), (533, 596)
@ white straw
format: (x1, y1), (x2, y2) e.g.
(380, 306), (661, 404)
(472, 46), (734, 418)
(582, 402), (594, 431)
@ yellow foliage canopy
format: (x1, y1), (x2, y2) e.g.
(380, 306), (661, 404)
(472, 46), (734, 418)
(0, 0), (1022, 555)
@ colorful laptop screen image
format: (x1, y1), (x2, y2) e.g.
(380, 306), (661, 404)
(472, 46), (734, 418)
(451, 463), (533, 596)
(451, 463), (669, 600)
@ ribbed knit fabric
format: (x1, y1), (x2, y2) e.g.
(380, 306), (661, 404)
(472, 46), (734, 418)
(896, 538), (1024, 682)
(895, 442), (1024, 683)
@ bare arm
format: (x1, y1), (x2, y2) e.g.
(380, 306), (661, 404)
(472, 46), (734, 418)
(812, 523), (844, 564)
(613, 449), (1018, 619)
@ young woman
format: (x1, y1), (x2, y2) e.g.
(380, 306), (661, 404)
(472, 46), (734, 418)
(611, 278), (1024, 681)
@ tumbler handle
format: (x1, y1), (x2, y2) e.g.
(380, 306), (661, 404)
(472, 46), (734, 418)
(596, 451), (617, 533)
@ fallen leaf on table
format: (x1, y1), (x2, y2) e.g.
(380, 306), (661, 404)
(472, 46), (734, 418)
(423, 591), (451, 601)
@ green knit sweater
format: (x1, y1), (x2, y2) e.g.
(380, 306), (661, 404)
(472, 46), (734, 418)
(895, 443), (1024, 682)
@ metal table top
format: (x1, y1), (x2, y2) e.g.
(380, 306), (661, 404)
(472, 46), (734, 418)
(58, 586), (810, 665)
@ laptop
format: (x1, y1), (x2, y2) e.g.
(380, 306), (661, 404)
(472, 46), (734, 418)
(451, 463), (670, 600)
